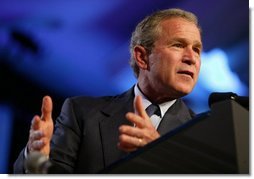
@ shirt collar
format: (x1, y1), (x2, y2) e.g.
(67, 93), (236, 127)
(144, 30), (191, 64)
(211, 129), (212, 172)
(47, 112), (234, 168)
(134, 84), (176, 118)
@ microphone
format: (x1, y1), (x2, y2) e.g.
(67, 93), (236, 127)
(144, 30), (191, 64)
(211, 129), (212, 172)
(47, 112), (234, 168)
(25, 151), (52, 174)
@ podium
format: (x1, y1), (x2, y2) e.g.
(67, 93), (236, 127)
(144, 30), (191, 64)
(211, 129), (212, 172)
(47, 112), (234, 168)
(102, 95), (249, 174)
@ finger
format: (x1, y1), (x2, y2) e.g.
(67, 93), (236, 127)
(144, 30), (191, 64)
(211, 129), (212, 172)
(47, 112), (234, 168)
(125, 112), (145, 128)
(31, 140), (45, 150)
(31, 115), (41, 130)
(134, 95), (149, 119)
(119, 134), (144, 148)
(30, 130), (44, 141)
(117, 142), (137, 152)
(119, 125), (144, 138)
(41, 96), (53, 121)
(118, 139), (136, 149)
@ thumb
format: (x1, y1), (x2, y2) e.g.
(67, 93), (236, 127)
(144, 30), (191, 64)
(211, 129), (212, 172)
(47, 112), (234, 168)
(134, 95), (149, 119)
(41, 95), (53, 121)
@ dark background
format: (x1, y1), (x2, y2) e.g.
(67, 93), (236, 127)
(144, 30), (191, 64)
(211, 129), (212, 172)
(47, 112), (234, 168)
(0, 0), (249, 173)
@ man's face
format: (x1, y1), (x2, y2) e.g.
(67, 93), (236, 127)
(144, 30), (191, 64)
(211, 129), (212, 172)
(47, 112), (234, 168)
(145, 17), (202, 99)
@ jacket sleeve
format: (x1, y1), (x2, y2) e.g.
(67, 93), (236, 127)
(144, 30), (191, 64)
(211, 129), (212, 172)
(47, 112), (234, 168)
(13, 148), (26, 174)
(49, 98), (82, 173)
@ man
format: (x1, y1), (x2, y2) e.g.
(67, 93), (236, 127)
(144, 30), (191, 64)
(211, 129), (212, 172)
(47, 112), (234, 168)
(14, 8), (202, 173)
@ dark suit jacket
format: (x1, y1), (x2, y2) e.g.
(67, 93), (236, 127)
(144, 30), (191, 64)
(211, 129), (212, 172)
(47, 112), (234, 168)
(14, 87), (195, 174)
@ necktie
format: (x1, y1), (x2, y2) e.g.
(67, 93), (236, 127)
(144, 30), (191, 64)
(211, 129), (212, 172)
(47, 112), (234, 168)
(145, 104), (161, 117)
(145, 104), (161, 129)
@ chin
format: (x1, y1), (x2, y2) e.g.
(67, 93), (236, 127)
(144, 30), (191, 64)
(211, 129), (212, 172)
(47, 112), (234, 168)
(174, 86), (193, 97)
(164, 82), (194, 98)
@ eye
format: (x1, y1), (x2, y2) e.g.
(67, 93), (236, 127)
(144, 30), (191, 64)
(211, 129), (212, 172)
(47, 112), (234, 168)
(193, 47), (201, 55)
(173, 43), (184, 48)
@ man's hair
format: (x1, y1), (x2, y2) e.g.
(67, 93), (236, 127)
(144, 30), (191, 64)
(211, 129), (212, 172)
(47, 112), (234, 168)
(129, 8), (202, 78)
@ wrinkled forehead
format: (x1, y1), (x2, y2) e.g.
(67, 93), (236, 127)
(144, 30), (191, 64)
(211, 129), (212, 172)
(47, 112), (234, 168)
(158, 17), (201, 36)
(157, 17), (202, 42)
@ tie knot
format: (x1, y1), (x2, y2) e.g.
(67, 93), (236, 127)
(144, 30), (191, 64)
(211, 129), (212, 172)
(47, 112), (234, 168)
(145, 104), (161, 117)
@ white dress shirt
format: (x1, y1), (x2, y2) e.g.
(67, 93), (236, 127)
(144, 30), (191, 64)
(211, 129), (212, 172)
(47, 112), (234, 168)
(134, 84), (176, 129)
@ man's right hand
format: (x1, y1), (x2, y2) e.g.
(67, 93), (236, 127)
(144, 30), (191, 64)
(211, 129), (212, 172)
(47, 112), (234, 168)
(27, 96), (54, 156)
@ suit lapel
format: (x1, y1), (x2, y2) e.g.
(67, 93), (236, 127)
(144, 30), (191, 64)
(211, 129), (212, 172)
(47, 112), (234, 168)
(98, 91), (192, 168)
(99, 88), (134, 167)
(157, 99), (192, 136)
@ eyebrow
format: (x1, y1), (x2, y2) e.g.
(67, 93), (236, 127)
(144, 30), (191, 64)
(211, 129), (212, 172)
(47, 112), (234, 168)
(170, 37), (203, 50)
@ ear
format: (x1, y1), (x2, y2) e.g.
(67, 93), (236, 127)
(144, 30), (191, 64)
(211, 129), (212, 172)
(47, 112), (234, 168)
(133, 45), (149, 70)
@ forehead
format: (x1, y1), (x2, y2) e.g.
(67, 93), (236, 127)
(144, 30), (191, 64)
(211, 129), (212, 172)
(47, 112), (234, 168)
(158, 17), (202, 42)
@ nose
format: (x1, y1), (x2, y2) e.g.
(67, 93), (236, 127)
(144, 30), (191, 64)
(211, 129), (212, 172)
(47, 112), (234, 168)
(182, 47), (197, 65)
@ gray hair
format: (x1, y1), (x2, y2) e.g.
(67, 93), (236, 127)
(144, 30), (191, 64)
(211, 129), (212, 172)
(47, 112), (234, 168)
(129, 8), (202, 78)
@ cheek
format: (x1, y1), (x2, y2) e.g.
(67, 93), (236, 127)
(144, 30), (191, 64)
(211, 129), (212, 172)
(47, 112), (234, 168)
(159, 65), (176, 86)
(196, 61), (201, 77)
(149, 51), (179, 79)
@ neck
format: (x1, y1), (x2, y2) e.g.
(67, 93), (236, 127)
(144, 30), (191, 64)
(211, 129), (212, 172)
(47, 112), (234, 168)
(137, 82), (176, 104)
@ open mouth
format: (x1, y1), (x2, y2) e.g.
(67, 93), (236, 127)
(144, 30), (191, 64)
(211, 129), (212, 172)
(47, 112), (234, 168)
(177, 71), (194, 78)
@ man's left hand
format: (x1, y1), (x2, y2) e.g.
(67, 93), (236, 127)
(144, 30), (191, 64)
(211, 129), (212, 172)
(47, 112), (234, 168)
(118, 96), (160, 152)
